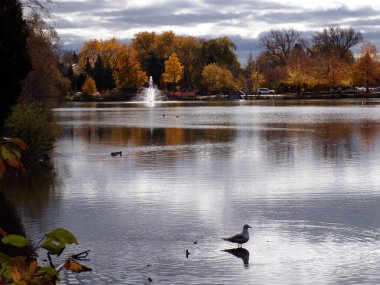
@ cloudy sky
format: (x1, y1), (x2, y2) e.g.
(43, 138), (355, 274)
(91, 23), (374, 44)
(51, 0), (380, 64)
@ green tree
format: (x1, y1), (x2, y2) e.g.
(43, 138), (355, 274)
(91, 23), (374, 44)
(201, 37), (241, 74)
(0, 0), (32, 129)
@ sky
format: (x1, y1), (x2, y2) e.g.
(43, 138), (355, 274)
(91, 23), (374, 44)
(51, 0), (380, 64)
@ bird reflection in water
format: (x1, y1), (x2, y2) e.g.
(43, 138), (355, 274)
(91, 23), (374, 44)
(222, 248), (250, 267)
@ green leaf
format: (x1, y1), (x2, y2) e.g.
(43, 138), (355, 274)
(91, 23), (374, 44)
(40, 229), (77, 256)
(40, 237), (65, 256)
(1, 235), (28, 247)
(46, 228), (78, 245)
(0, 252), (10, 263)
(39, 266), (58, 278)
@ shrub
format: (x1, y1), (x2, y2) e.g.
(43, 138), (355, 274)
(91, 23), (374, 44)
(4, 103), (57, 155)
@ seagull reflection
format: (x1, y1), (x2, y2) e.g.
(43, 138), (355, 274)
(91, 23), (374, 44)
(222, 248), (250, 267)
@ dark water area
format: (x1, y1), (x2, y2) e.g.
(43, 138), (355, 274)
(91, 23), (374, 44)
(3, 99), (380, 284)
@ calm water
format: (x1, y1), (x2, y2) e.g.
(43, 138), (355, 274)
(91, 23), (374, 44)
(5, 100), (380, 284)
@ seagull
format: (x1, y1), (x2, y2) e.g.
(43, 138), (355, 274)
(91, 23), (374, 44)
(222, 224), (252, 248)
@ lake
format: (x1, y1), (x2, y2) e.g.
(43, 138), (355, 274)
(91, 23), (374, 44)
(5, 99), (380, 284)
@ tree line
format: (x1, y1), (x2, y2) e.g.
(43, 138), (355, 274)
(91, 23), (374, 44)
(62, 27), (380, 97)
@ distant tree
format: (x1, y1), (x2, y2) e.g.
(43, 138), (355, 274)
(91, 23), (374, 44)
(312, 25), (362, 60)
(202, 64), (235, 94)
(260, 29), (302, 65)
(201, 37), (241, 74)
(141, 53), (166, 86)
(353, 41), (380, 92)
(113, 46), (147, 90)
(92, 57), (115, 91)
(131, 31), (158, 65)
(162, 53), (184, 90)
(286, 49), (315, 93)
(81, 76), (97, 96)
(251, 69), (265, 93)
(176, 36), (201, 90)
(0, 0), (32, 129)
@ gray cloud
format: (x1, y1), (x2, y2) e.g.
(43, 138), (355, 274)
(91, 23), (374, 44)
(52, 0), (380, 63)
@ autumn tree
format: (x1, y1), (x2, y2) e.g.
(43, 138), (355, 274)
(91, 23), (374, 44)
(202, 64), (235, 94)
(0, 0), (32, 129)
(79, 39), (100, 69)
(251, 69), (265, 93)
(81, 76), (97, 96)
(176, 36), (201, 90)
(353, 42), (380, 92)
(286, 49), (315, 93)
(313, 51), (352, 88)
(21, 13), (70, 103)
(162, 53), (184, 90)
(131, 32), (158, 65)
(113, 46), (148, 90)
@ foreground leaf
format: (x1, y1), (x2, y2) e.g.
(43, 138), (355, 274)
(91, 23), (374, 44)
(0, 160), (5, 179)
(46, 228), (78, 245)
(1, 235), (28, 247)
(41, 228), (78, 255)
(64, 260), (92, 273)
(11, 267), (22, 282)
(0, 252), (10, 263)
(3, 138), (28, 151)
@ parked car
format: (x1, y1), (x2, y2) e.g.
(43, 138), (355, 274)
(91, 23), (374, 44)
(257, 88), (275, 94)
(354, 87), (366, 93)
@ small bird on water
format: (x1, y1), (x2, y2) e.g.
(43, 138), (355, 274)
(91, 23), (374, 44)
(222, 224), (252, 248)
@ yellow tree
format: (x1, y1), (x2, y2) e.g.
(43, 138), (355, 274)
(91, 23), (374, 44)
(131, 31), (158, 64)
(312, 50), (352, 89)
(79, 39), (100, 68)
(82, 76), (97, 96)
(162, 53), (184, 89)
(353, 41), (379, 92)
(251, 68), (265, 93)
(286, 50), (316, 93)
(98, 38), (124, 69)
(113, 45), (148, 89)
(202, 63), (235, 94)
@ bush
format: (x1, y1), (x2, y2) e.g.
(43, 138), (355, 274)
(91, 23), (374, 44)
(3, 103), (57, 155)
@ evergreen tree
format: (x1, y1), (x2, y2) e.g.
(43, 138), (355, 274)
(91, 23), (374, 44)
(92, 57), (115, 91)
(0, 0), (32, 129)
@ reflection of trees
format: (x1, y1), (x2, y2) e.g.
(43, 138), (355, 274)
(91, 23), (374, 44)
(0, 192), (30, 257)
(2, 164), (59, 218)
(61, 126), (237, 147)
(358, 120), (380, 151)
(260, 121), (380, 162)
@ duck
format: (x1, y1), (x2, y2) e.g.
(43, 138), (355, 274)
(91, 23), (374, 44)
(222, 224), (251, 248)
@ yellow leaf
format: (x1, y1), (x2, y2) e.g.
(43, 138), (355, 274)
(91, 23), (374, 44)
(11, 267), (22, 282)
(64, 260), (92, 273)
(1, 146), (19, 168)
(28, 260), (39, 276)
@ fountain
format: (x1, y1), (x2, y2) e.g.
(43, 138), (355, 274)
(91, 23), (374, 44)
(136, 76), (167, 102)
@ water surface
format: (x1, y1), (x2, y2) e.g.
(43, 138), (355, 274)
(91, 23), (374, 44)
(6, 100), (380, 284)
